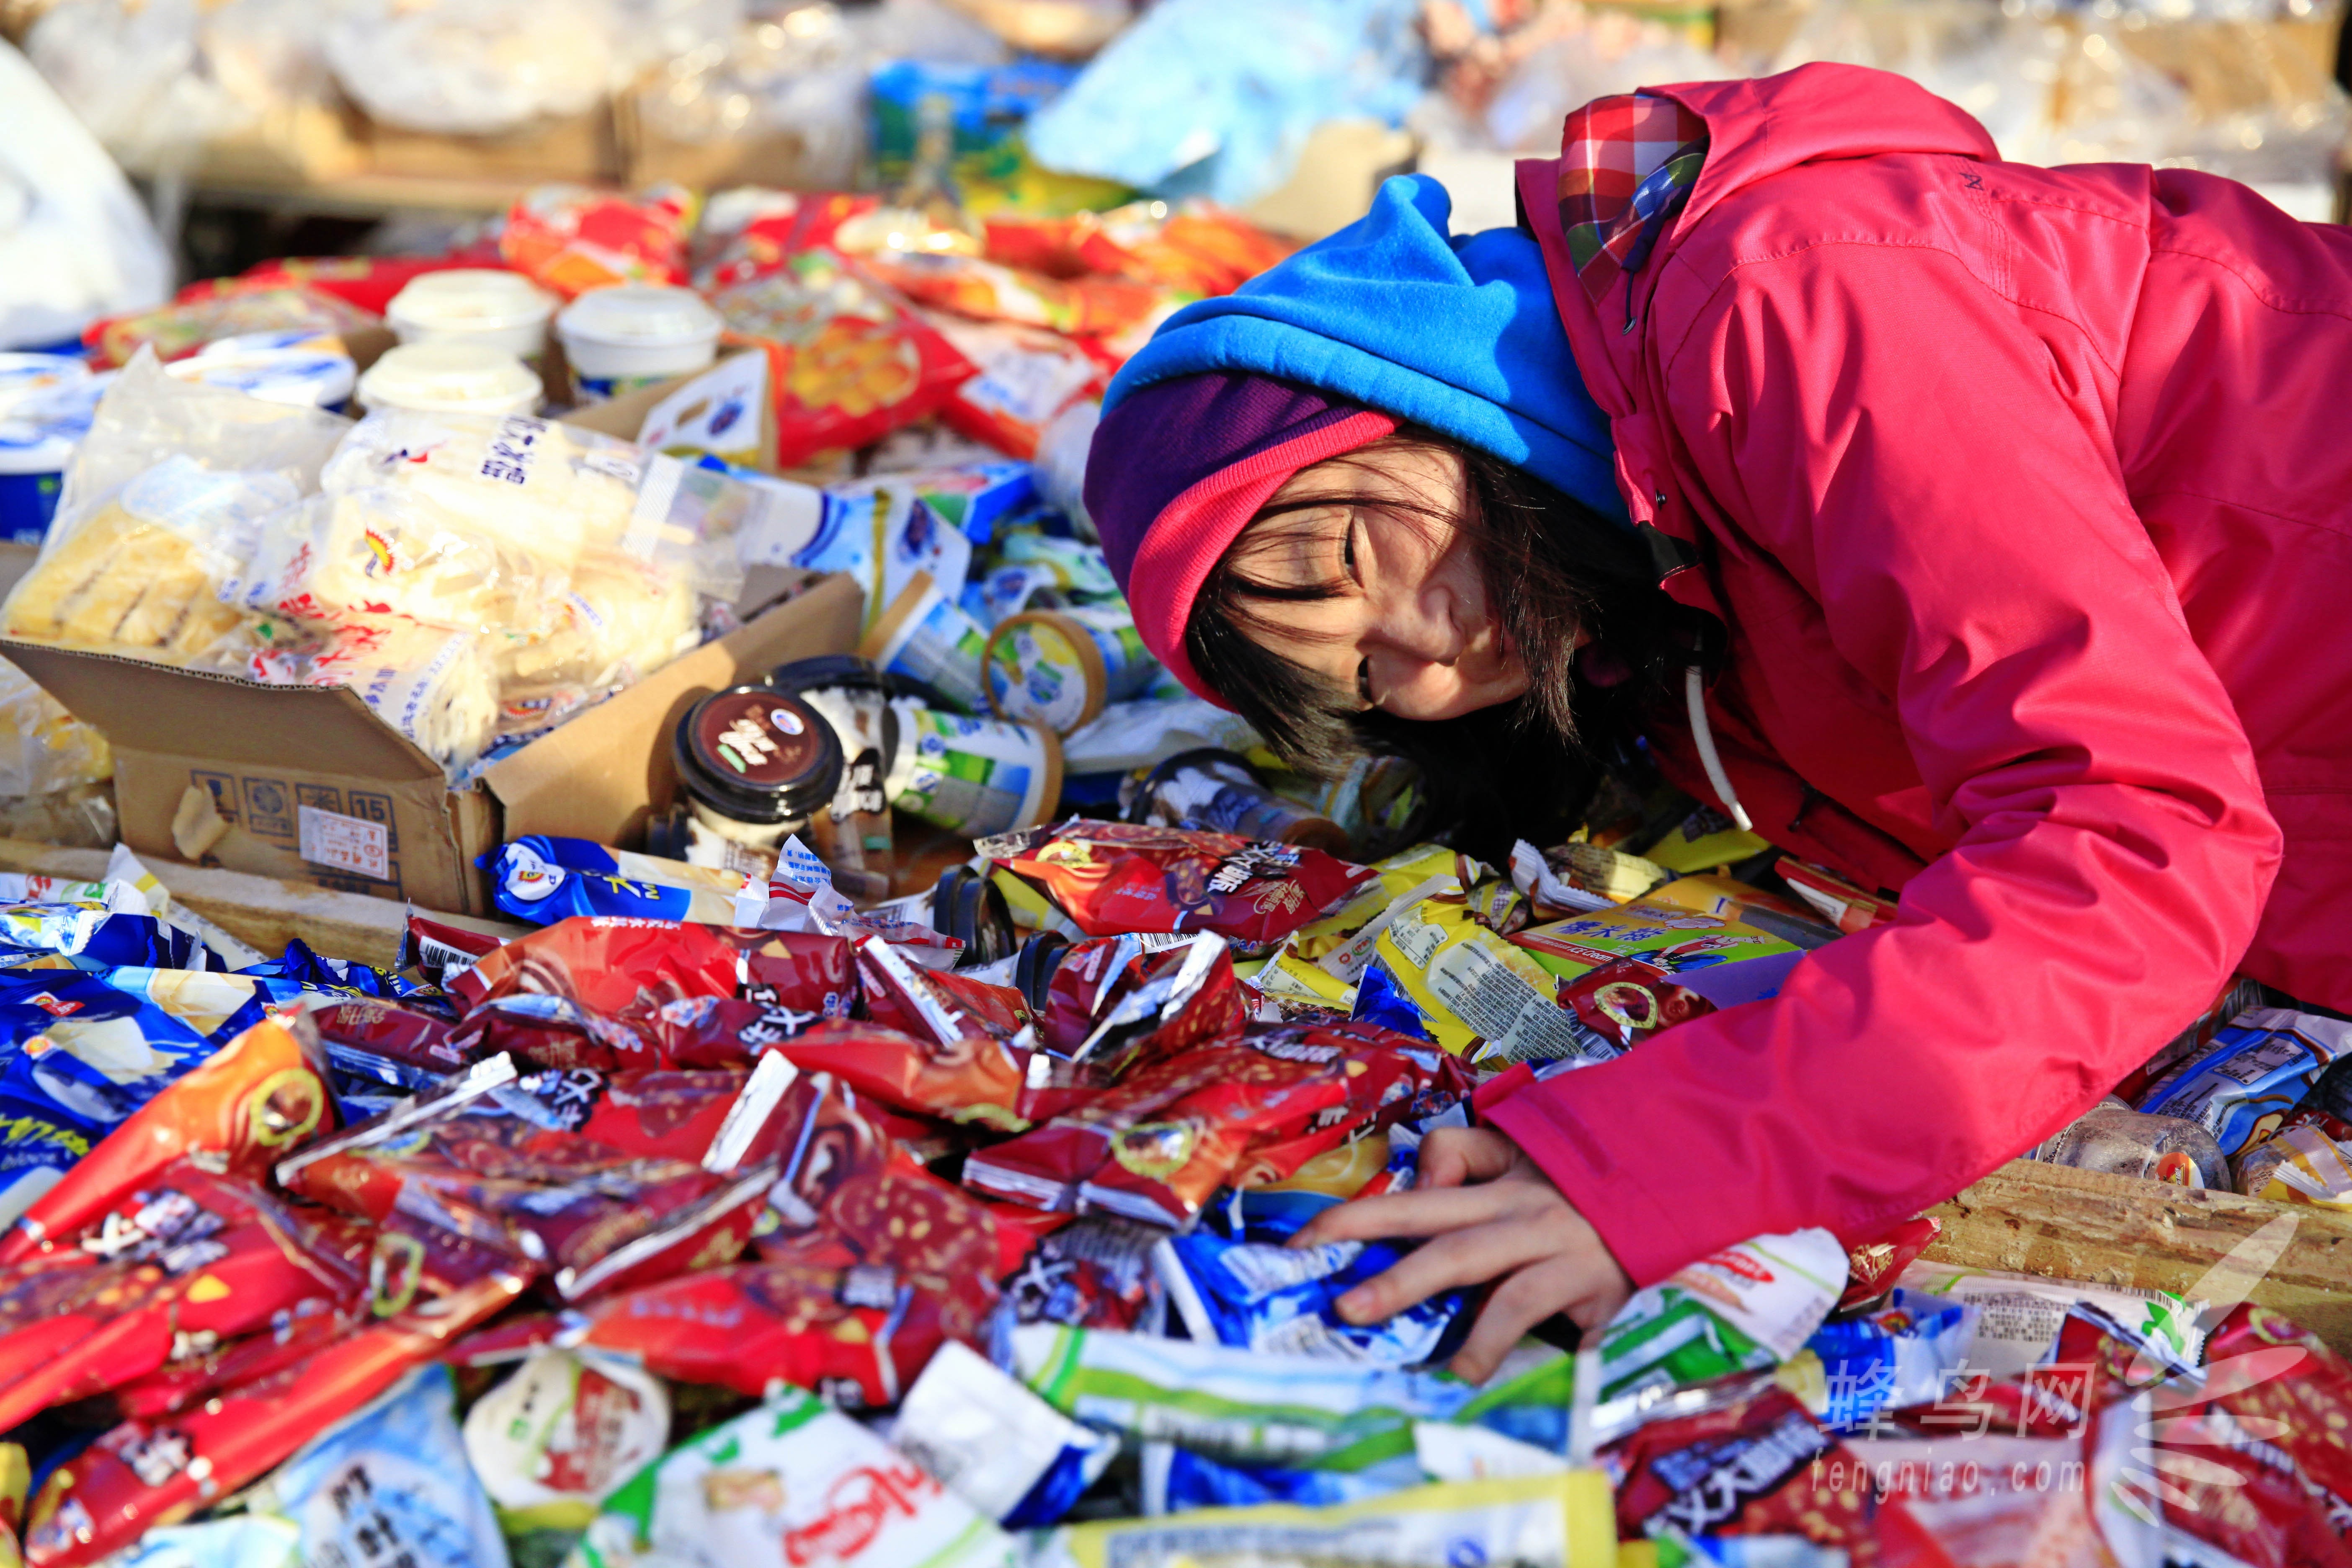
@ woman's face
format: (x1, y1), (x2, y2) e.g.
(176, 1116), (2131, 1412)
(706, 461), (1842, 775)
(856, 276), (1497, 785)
(1228, 445), (1535, 722)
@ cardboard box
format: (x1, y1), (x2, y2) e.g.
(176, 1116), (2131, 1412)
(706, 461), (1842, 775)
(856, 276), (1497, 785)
(3, 573), (861, 917)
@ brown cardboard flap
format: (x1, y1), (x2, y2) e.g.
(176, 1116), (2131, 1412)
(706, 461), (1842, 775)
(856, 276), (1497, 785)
(484, 570), (861, 844)
(0, 644), (447, 780)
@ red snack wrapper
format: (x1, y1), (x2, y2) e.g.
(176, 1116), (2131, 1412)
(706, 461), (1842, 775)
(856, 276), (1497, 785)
(693, 190), (884, 291)
(967, 1036), (1355, 1226)
(499, 183), (696, 297)
(768, 1018), (1028, 1130)
(0, 1167), (362, 1433)
(1558, 954), (1720, 1049)
(109, 1298), (361, 1421)
(230, 254), (502, 315)
(1777, 859), (1898, 934)
(923, 313), (1104, 459)
(1224, 1023), (1445, 1187)
(1001, 1214), (1163, 1332)
(1839, 1216), (1942, 1310)
(23, 1270), (524, 1567)
(1034, 934), (1168, 1057)
(707, 249), (975, 469)
(313, 996), (468, 1077)
(736, 930), (859, 1018)
(1061, 933), (1241, 1078)
(760, 1076), (1001, 1306)
(536, 1259), (945, 1410)
(2136, 1302), (2352, 1565)
(859, 251), (1159, 340)
(451, 916), (744, 1021)
(1606, 1384), (1957, 1567)
(403, 913), (506, 990)
(979, 820), (1377, 951)
(450, 994), (659, 1073)
(1, 1019), (334, 1265)
(81, 285), (377, 366)
(277, 1056), (793, 1300)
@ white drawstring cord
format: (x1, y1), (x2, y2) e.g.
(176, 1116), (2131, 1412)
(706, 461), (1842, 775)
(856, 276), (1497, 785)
(1685, 665), (1753, 833)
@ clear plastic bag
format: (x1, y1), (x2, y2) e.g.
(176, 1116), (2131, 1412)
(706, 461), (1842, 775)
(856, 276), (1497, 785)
(237, 410), (753, 642)
(0, 353), (345, 668)
(252, 614), (501, 777)
(0, 655), (111, 799)
(321, 0), (619, 137)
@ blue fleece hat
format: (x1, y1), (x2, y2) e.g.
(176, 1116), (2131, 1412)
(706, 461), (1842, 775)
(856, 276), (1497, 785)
(1084, 173), (1623, 700)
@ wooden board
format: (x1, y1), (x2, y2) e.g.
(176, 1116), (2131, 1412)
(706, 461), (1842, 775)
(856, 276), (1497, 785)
(0, 838), (526, 968)
(1924, 1158), (2352, 1354)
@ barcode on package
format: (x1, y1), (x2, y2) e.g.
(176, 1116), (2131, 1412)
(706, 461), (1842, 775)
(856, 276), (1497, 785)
(298, 805), (391, 881)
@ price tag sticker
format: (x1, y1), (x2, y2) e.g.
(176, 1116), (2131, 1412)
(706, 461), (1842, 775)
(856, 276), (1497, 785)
(298, 805), (391, 881)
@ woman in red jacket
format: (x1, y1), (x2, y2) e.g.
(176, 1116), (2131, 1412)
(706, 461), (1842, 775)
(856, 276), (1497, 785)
(1082, 63), (2350, 1379)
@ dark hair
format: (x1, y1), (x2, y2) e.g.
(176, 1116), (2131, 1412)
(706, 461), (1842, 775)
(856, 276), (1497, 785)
(1183, 430), (1704, 859)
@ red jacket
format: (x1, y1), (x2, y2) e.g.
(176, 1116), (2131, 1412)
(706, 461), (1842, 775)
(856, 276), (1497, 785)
(1484, 64), (2350, 1284)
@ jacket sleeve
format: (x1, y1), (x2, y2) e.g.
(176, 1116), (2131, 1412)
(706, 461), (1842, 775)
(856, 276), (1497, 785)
(1483, 240), (2282, 1284)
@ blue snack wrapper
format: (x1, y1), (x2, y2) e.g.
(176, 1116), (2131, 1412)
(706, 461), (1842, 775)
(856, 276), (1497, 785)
(483, 837), (719, 925)
(0, 906), (225, 971)
(0, 967), (279, 1222)
(250, 1363), (509, 1568)
(1803, 1289), (1976, 1434)
(1141, 1446), (1426, 1513)
(1156, 1229), (1466, 1365)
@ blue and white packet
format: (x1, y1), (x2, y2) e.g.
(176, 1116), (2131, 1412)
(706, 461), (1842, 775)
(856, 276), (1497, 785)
(250, 1363), (510, 1568)
(889, 1340), (1117, 1529)
(1801, 1288), (1977, 1434)
(0, 967), (279, 1224)
(1140, 1445), (1424, 1514)
(482, 836), (746, 925)
(103, 1516), (301, 1568)
(1154, 1229), (1465, 1366)
(0, 905), (225, 971)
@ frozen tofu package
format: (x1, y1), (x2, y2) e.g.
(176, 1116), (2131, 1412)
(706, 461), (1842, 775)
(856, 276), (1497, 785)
(565, 1388), (1015, 1568)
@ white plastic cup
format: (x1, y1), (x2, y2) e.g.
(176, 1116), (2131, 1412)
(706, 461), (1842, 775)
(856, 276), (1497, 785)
(166, 335), (358, 411)
(355, 341), (544, 418)
(385, 268), (562, 360)
(555, 284), (722, 401)
(0, 353), (90, 420)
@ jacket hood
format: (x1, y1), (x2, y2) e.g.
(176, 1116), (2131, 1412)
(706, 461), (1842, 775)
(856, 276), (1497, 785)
(1104, 173), (1627, 524)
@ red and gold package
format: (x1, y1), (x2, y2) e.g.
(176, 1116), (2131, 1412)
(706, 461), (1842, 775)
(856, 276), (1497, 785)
(1607, 1385), (1957, 1567)
(277, 1059), (790, 1300)
(109, 1300), (361, 1421)
(694, 191), (885, 291)
(966, 1037), (1356, 1226)
(81, 285), (378, 366)
(763, 1018), (1028, 1130)
(23, 1271), (523, 1567)
(981, 820), (1377, 952)
(735, 929), (859, 1017)
(1225, 1022), (1447, 1187)
(1839, 1215), (1942, 1310)
(403, 912), (507, 989)
(0, 1167), (362, 1433)
(1, 1019), (333, 1265)
(858, 250), (1159, 340)
(451, 916), (745, 1021)
(922, 312), (1104, 459)
(498, 182), (697, 297)
(517, 1259), (946, 1411)
(1558, 954), (1719, 1050)
(707, 249), (974, 470)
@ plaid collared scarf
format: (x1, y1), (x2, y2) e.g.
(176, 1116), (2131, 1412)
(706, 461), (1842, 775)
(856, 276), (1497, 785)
(1557, 93), (1709, 309)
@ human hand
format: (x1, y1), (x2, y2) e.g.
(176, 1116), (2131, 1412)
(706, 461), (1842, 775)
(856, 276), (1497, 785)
(1289, 1126), (1635, 1383)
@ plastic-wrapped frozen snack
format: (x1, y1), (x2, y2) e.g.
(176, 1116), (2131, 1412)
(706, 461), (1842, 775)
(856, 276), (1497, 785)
(255, 614), (500, 776)
(492, 550), (700, 735)
(2, 355), (344, 667)
(566, 1387), (1015, 1568)
(0, 654), (110, 799)
(239, 409), (751, 641)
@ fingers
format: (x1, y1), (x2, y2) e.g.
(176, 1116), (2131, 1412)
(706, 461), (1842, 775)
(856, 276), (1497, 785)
(1416, 1127), (1520, 1190)
(1447, 1257), (1586, 1385)
(1291, 1181), (1529, 1250)
(1333, 1218), (1557, 1325)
